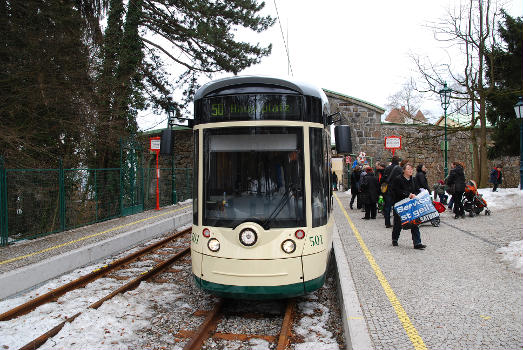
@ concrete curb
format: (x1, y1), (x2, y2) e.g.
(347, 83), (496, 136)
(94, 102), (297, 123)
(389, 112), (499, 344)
(0, 211), (192, 300)
(333, 222), (374, 350)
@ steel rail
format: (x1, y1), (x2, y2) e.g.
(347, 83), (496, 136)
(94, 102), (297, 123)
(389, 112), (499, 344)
(0, 228), (190, 321)
(182, 299), (224, 350)
(18, 246), (191, 350)
(276, 299), (295, 350)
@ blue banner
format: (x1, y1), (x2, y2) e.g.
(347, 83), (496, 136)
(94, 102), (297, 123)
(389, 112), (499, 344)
(393, 190), (439, 228)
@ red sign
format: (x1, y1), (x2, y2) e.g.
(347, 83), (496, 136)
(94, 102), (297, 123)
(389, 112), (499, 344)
(384, 136), (402, 156)
(150, 137), (161, 151)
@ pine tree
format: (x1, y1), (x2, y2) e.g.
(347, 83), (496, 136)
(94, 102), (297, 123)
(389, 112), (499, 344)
(486, 10), (523, 157)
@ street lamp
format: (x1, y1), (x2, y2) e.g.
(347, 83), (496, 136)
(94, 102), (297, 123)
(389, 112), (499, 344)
(514, 97), (523, 190)
(439, 83), (452, 179)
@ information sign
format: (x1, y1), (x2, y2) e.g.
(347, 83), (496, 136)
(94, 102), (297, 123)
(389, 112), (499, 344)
(384, 136), (402, 155)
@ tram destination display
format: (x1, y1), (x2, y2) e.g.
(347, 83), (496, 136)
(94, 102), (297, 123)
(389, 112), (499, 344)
(204, 94), (301, 120)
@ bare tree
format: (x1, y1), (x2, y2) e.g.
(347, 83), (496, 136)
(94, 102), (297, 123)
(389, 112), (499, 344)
(386, 78), (423, 117)
(412, 0), (501, 186)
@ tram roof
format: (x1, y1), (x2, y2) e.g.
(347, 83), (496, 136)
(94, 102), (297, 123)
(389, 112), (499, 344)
(194, 76), (328, 103)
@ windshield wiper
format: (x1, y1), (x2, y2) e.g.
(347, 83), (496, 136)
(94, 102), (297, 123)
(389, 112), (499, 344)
(262, 185), (296, 230)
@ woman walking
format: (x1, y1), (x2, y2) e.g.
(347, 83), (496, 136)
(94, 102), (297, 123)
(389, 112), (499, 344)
(350, 166), (361, 210)
(446, 161), (466, 219)
(360, 166), (379, 219)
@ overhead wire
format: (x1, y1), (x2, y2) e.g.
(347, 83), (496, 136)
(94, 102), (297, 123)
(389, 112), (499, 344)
(272, 0), (294, 76)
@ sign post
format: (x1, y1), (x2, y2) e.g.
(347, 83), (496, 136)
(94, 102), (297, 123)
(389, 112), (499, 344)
(384, 136), (402, 156)
(150, 137), (161, 210)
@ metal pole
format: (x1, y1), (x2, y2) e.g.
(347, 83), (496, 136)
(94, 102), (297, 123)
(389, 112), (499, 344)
(155, 151), (160, 210)
(444, 107), (448, 179)
(0, 157), (8, 246)
(59, 160), (65, 232)
(520, 119), (523, 190)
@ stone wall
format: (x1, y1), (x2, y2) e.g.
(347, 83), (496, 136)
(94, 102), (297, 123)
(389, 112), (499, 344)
(325, 90), (520, 189)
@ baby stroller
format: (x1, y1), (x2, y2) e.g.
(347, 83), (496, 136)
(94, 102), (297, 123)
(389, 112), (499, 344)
(430, 201), (446, 227)
(463, 180), (491, 216)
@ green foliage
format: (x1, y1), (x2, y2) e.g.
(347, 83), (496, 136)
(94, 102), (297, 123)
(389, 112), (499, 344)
(0, 0), (94, 168)
(486, 10), (523, 158)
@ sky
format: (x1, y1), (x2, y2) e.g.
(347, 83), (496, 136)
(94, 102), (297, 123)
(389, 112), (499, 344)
(137, 0), (523, 131)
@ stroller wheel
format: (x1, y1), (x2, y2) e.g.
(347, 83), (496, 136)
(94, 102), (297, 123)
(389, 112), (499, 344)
(431, 217), (440, 227)
(469, 211), (475, 217)
(485, 210), (491, 216)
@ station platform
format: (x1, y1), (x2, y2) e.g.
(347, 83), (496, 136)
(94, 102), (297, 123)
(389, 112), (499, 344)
(0, 203), (192, 299)
(332, 191), (523, 350)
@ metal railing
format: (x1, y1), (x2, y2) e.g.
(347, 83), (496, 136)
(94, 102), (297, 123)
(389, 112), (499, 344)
(0, 160), (192, 246)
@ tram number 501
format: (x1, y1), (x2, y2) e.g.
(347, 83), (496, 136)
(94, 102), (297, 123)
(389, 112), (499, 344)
(309, 235), (323, 247)
(191, 232), (199, 244)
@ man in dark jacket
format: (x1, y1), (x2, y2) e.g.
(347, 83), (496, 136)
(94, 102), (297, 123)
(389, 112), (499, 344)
(360, 166), (379, 219)
(415, 164), (431, 194)
(390, 161), (426, 250)
(446, 161), (466, 218)
(382, 156), (402, 228)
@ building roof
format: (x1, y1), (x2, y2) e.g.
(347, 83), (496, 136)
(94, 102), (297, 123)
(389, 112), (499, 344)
(434, 114), (493, 128)
(385, 107), (427, 124)
(323, 89), (385, 114)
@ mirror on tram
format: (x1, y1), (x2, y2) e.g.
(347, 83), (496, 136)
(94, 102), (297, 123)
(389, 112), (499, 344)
(334, 125), (352, 154)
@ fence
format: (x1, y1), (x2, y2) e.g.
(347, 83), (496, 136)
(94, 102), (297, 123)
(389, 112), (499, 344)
(0, 159), (192, 246)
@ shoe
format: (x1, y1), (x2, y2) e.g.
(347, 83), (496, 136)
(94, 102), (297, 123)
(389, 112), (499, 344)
(392, 241), (398, 246)
(386, 224), (393, 228)
(371, 217), (376, 219)
(414, 244), (426, 250)
(454, 214), (460, 219)
(461, 214), (466, 219)
(362, 217), (370, 220)
(350, 205), (353, 210)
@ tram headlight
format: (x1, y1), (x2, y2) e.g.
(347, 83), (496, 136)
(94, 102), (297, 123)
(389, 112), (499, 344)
(207, 238), (220, 252)
(281, 239), (296, 254)
(239, 228), (257, 246)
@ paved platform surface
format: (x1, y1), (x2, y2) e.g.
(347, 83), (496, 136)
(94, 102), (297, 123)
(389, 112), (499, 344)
(0, 203), (192, 299)
(332, 191), (523, 350)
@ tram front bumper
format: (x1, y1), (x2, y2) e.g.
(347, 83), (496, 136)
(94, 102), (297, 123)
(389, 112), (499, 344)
(192, 252), (327, 299)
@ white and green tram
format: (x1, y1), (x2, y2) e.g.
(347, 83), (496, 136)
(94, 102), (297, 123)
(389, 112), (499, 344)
(190, 76), (340, 299)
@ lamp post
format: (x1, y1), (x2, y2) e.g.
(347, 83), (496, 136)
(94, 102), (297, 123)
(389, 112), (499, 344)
(439, 83), (452, 179)
(514, 97), (523, 190)
(167, 105), (177, 203)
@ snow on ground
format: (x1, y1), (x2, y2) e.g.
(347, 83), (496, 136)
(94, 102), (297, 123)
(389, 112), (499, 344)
(478, 188), (523, 274)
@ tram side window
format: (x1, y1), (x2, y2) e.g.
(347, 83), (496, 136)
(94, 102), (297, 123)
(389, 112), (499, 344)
(310, 128), (328, 227)
(193, 131), (199, 225)
(324, 129), (332, 214)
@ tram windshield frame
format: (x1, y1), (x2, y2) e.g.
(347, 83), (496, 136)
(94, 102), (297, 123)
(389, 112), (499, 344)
(203, 127), (305, 229)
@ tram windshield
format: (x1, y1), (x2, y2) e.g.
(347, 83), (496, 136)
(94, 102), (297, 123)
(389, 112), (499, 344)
(203, 127), (305, 228)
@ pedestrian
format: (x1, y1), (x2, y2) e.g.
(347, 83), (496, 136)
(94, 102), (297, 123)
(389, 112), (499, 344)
(360, 166), (379, 219)
(350, 166), (361, 210)
(382, 156), (402, 228)
(489, 165), (503, 192)
(433, 180), (448, 204)
(390, 160), (427, 250)
(415, 164), (431, 194)
(331, 171), (338, 191)
(446, 161), (466, 219)
(375, 162), (385, 187)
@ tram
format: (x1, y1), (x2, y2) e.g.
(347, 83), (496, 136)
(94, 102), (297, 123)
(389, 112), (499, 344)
(190, 76), (342, 299)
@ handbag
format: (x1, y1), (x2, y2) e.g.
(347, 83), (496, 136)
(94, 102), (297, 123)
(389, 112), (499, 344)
(380, 182), (388, 194)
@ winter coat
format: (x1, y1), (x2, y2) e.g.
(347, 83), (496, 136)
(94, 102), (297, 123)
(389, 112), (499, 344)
(391, 174), (421, 204)
(383, 162), (402, 194)
(359, 173), (380, 204)
(446, 165), (466, 194)
(415, 170), (431, 194)
(489, 169), (502, 184)
(350, 170), (361, 195)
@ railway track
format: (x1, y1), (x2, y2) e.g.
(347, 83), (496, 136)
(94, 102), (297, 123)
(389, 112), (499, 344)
(0, 228), (191, 350)
(176, 298), (295, 350)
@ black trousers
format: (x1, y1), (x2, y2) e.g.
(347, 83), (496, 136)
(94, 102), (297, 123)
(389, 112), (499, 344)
(453, 191), (464, 216)
(364, 203), (377, 219)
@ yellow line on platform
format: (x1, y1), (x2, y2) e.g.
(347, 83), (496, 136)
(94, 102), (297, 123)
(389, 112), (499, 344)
(0, 206), (191, 266)
(334, 193), (428, 350)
